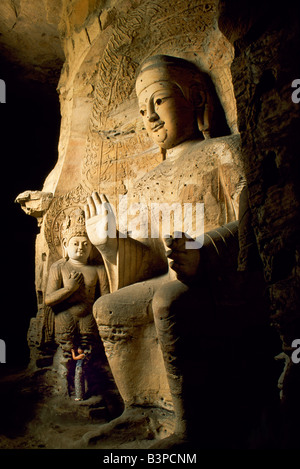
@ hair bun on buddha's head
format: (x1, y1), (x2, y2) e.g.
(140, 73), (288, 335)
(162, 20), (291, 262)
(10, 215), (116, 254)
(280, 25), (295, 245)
(135, 54), (211, 98)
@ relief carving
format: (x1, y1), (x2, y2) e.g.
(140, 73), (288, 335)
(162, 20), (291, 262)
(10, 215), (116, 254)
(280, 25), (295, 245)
(81, 0), (236, 197)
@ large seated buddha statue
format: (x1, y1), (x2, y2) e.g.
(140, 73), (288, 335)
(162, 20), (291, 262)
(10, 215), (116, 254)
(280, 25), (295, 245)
(82, 55), (265, 448)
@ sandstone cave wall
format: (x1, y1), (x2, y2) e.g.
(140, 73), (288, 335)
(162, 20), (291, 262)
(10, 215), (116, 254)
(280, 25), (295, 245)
(27, 0), (239, 337)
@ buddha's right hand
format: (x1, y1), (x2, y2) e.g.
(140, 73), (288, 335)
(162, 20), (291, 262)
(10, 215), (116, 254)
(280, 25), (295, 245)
(65, 270), (84, 292)
(85, 192), (117, 248)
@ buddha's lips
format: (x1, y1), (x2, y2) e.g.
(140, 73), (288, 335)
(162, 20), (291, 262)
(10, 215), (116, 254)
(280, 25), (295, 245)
(151, 122), (164, 132)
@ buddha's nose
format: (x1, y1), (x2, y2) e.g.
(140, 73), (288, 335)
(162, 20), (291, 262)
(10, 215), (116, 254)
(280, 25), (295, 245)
(148, 111), (159, 122)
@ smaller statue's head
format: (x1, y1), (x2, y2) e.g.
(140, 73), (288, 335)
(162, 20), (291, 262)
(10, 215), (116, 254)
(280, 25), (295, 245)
(136, 55), (229, 153)
(64, 235), (92, 264)
(61, 208), (92, 263)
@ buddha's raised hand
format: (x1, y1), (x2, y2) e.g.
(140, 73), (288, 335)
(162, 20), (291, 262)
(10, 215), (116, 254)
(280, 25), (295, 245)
(85, 192), (117, 248)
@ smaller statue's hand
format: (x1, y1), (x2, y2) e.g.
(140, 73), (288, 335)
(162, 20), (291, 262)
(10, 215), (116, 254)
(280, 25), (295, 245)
(65, 270), (84, 292)
(163, 232), (201, 282)
(85, 192), (117, 247)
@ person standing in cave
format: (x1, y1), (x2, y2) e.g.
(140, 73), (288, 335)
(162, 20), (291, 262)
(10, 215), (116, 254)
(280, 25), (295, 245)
(72, 346), (86, 401)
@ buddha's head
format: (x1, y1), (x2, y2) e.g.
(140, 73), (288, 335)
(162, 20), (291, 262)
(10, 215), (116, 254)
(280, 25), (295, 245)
(136, 55), (229, 153)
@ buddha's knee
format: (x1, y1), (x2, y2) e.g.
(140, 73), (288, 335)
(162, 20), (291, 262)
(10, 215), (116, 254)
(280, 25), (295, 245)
(152, 280), (190, 323)
(93, 281), (158, 329)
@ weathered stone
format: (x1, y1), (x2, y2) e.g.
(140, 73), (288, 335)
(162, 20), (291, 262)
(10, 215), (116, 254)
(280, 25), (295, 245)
(0, 0), (64, 84)
(15, 190), (53, 225)
(1, 0), (298, 451)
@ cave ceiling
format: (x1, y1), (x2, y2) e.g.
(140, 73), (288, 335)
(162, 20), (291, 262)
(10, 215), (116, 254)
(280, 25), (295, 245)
(0, 0), (64, 85)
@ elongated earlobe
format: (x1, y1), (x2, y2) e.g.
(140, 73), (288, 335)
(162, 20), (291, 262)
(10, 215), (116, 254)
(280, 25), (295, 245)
(190, 88), (211, 140)
(197, 103), (211, 139)
(62, 239), (69, 260)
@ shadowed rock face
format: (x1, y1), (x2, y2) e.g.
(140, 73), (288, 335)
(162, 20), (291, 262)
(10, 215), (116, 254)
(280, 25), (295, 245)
(219, 0), (300, 449)
(0, 0), (111, 85)
(0, 0), (64, 84)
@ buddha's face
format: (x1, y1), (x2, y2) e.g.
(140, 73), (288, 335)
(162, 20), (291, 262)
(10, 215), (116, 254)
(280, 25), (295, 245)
(138, 80), (197, 150)
(65, 236), (92, 263)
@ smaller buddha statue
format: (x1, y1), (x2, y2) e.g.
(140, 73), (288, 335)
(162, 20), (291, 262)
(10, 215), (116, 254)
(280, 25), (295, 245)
(45, 208), (110, 396)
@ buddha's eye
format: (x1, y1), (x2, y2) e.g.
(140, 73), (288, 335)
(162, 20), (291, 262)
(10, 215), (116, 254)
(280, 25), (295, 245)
(155, 98), (162, 106)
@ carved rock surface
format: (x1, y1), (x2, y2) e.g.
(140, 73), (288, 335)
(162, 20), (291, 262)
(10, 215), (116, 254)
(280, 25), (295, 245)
(1, 0), (298, 451)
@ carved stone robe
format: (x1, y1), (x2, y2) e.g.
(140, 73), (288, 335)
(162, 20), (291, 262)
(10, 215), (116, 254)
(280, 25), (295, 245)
(102, 134), (245, 292)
